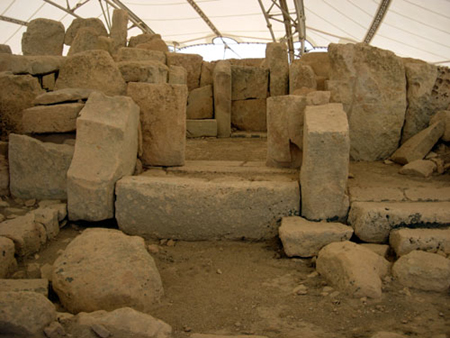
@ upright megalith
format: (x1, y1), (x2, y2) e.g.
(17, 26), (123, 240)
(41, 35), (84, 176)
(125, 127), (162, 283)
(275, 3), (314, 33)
(265, 42), (289, 96)
(110, 9), (128, 54)
(301, 103), (350, 221)
(127, 83), (187, 166)
(67, 92), (140, 222)
(166, 53), (203, 91)
(21, 18), (65, 56)
(289, 63), (317, 94)
(213, 61), (232, 137)
(65, 18), (108, 46)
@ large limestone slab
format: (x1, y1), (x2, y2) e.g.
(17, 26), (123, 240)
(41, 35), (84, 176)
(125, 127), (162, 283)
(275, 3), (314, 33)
(127, 83), (187, 167)
(34, 88), (94, 105)
(0, 54), (65, 75)
(65, 18), (108, 46)
(169, 65), (188, 85)
(187, 85), (214, 119)
(266, 95), (306, 168)
(22, 103), (84, 134)
(301, 103), (350, 221)
(348, 201), (450, 243)
(298, 52), (330, 78)
(430, 110), (450, 141)
(52, 228), (163, 313)
(0, 237), (17, 278)
(316, 241), (390, 299)
(231, 65), (268, 100)
(114, 47), (166, 64)
(200, 61), (215, 87)
(214, 61), (232, 137)
(279, 216), (353, 257)
(289, 63), (317, 93)
(116, 176), (300, 240)
(68, 27), (111, 56)
(117, 60), (168, 83)
(9, 134), (74, 200)
(390, 228), (450, 256)
(110, 9), (128, 54)
(231, 99), (267, 132)
(67, 92), (139, 221)
(21, 18), (65, 56)
(55, 50), (126, 96)
(0, 279), (48, 296)
(186, 119), (217, 138)
(166, 52), (203, 91)
(265, 42), (289, 96)
(328, 43), (407, 161)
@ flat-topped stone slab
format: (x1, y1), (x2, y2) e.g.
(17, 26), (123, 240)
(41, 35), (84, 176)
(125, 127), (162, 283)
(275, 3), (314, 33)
(34, 88), (94, 105)
(0, 279), (48, 296)
(390, 228), (450, 256)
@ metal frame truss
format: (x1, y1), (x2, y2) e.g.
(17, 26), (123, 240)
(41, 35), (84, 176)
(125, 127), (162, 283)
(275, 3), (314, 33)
(364, 0), (391, 44)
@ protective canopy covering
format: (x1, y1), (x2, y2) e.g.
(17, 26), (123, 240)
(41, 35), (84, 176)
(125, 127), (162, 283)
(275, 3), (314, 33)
(0, 0), (449, 66)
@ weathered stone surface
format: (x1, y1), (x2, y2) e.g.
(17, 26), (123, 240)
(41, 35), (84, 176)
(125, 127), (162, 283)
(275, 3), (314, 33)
(114, 47), (166, 64)
(22, 18), (65, 56)
(9, 134), (74, 200)
(191, 335), (267, 338)
(0, 279), (48, 296)
(136, 38), (169, 53)
(328, 43), (407, 161)
(0, 155), (9, 196)
(306, 91), (331, 106)
(430, 110), (450, 142)
(68, 27), (110, 56)
(360, 244), (390, 258)
(117, 60), (168, 83)
(128, 33), (161, 48)
(0, 44), (11, 54)
(390, 228), (450, 256)
(402, 62), (439, 143)
(316, 241), (390, 298)
(0, 54), (65, 75)
(168, 65), (187, 85)
(371, 332), (407, 338)
(231, 99), (266, 132)
(279, 216), (353, 257)
(187, 85), (214, 119)
(214, 61), (232, 137)
(229, 58), (264, 67)
(33, 207), (59, 240)
(22, 103), (84, 134)
(391, 121), (445, 164)
(349, 201), (450, 243)
(65, 18), (108, 46)
(52, 228), (163, 313)
(56, 50), (126, 95)
(186, 119), (217, 138)
(266, 42), (289, 96)
(298, 52), (330, 78)
(301, 104), (350, 221)
(200, 61), (215, 87)
(110, 9), (128, 54)
(0, 237), (17, 278)
(289, 63), (317, 94)
(127, 83), (187, 166)
(0, 213), (46, 256)
(34, 88), (94, 106)
(392, 250), (450, 292)
(404, 186), (450, 202)
(67, 92), (139, 221)
(398, 160), (436, 178)
(166, 53), (203, 91)
(0, 291), (56, 337)
(0, 73), (44, 135)
(42, 73), (55, 92)
(231, 65), (268, 100)
(266, 95), (306, 168)
(70, 307), (172, 338)
(116, 176), (300, 240)
(39, 201), (67, 222)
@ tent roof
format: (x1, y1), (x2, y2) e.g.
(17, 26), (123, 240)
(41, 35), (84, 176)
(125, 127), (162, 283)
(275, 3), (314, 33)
(1, 0), (449, 66)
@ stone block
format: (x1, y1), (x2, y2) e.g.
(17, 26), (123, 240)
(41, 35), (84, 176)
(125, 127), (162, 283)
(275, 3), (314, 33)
(266, 95), (306, 168)
(68, 27), (111, 56)
(34, 88), (94, 105)
(200, 61), (215, 87)
(279, 216), (353, 257)
(265, 42), (289, 96)
(41, 73), (56, 91)
(187, 85), (214, 119)
(22, 103), (84, 134)
(0, 237), (17, 278)
(116, 175), (300, 240)
(67, 92), (139, 221)
(21, 18), (65, 56)
(186, 119), (217, 138)
(110, 9), (128, 54)
(398, 160), (436, 178)
(213, 61), (232, 137)
(430, 110), (450, 142)
(301, 103), (350, 221)
(289, 63), (317, 94)
(390, 228), (450, 256)
(231, 65), (268, 100)
(55, 50), (126, 96)
(33, 207), (60, 240)
(169, 65), (187, 85)
(9, 134), (74, 200)
(1, 54), (65, 75)
(306, 91), (331, 106)
(392, 250), (450, 292)
(65, 18), (108, 46)
(231, 99), (266, 132)
(348, 201), (450, 243)
(0, 279), (48, 296)
(166, 52), (203, 91)
(391, 121), (444, 164)
(0, 155), (9, 196)
(128, 33), (161, 47)
(127, 83), (187, 166)
(114, 47), (166, 64)
(298, 52), (330, 78)
(117, 60), (168, 83)
(135, 36), (169, 52)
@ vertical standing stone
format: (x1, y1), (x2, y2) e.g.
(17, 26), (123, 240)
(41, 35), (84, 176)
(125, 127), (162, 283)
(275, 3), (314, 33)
(301, 103), (350, 221)
(166, 53), (203, 91)
(266, 42), (289, 96)
(289, 63), (317, 94)
(21, 19), (65, 56)
(127, 83), (187, 166)
(213, 61), (232, 137)
(110, 9), (128, 54)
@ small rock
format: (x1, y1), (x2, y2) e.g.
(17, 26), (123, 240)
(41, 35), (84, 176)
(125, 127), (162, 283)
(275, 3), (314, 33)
(26, 262), (41, 278)
(323, 286), (334, 293)
(384, 159), (394, 165)
(360, 297), (367, 303)
(293, 284), (308, 295)
(399, 160), (436, 178)
(24, 199), (36, 207)
(44, 321), (66, 338)
(91, 323), (111, 338)
(160, 239), (168, 246)
(216, 269), (223, 275)
(147, 244), (160, 254)
(307, 271), (319, 278)
(183, 326), (192, 332)
(330, 291), (340, 298)
(348, 173), (355, 178)
(166, 239), (176, 247)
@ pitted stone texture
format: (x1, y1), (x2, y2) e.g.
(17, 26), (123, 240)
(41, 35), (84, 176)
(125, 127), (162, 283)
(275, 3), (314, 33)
(231, 65), (269, 100)
(231, 99), (266, 132)
(52, 228), (163, 314)
(127, 83), (187, 167)
(117, 61), (168, 83)
(68, 27), (111, 56)
(390, 228), (450, 256)
(9, 134), (74, 200)
(392, 250), (450, 292)
(55, 50), (126, 96)
(169, 65), (188, 85)
(110, 9), (128, 54)
(116, 176), (300, 241)
(22, 103), (84, 134)
(0, 237), (17, 278)
(214, 61), (232, 137)
(65, 18), (108, 46)
(289, 63), (317, 94)
(22, 18), (65, 56)
(430, 110), (450, 142)
(266, 42), (289, 96)
(187, 85), (214, 119)
(391, 121), (444, 164)
(0, 291), (56, 337)
(398, 160), (436, 178)
(266, 95), (306, 168)
(348, 201), (450, 243)
(167, 53), (203, 91)
(129, 33), (164, 48)
(34, 88), (94, 105)
(135, 37), (169, 53)
(67, 92), (139, 222)
(316, 241), (390, 299)
(114, 47), (166, 64)
(301, 104), (350, 221)
(279, 216), (353, 257)
(0, 54), (65, 75)
(328, 43), (407, 161)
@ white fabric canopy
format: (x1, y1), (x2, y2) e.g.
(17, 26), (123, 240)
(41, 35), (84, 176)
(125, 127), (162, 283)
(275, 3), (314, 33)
(1, 0), (449, 66)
